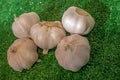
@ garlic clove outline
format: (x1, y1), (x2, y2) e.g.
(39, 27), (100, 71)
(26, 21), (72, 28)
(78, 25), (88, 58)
(12, 12), (40, 38)
(7, 37), (39, 72)
(62, 6), (95, 35)
(55, 34), (90, 72)
(30, 21), (66, 54)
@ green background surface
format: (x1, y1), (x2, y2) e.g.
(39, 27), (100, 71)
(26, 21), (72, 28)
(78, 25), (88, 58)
(0, 0), (120, 80)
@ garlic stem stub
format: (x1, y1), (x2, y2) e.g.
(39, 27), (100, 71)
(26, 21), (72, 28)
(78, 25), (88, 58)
(55, 34), (90, 72)
(30, 21), (66, 54)
(7, 37), (38, 72)
(12, 12), (40, 38)
(62, 6), (95, 35)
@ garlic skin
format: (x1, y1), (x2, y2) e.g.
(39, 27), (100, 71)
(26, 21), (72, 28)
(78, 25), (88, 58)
(7, 37), (38, 72)
(12, 12), (40, 38)
(30, 21), (66, 54)
(55, 34), (90, 72)
(62, 6), (95, 35)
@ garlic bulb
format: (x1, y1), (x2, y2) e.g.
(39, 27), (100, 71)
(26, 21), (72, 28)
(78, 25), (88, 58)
(55, 34), (90, 72)
(30, 21), (66, 54)
(7, 37), (38, 72)
(12, 12), (40, 38)
(62, 6), (95, 35)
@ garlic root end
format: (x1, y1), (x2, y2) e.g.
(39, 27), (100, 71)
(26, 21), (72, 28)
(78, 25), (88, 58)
(43, 49), (49, 54)
(37, 59), (41, 62)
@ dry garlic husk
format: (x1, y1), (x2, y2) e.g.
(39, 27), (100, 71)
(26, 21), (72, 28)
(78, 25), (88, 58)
(62, 6), (95, 35)
(12, 12), (40, 38)
(30, 21), (66, 54)
(55, 34), (90, 72)
(7, 37), (38, 72)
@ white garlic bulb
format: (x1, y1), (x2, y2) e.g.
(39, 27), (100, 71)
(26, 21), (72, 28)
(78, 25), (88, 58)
(62, 6), (95, 35)
(55, 34), (90, 72)
(7, 37), (38, 72)
(12, 12), (40, 38)
(30, 21), (66, 54)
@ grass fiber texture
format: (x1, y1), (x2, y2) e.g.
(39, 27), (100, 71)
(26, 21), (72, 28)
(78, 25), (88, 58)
(0, 0), (120, 80)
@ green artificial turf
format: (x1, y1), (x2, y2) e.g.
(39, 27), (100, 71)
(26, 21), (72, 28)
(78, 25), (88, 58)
(0, 0), (120, 80)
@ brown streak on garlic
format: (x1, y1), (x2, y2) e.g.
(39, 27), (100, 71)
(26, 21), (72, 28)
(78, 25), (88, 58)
(30, 21), (66, 54)
(40, 21), (62, 28)
(55, 34), (90, 72)
(7, 37), (39, 72)
(76, 8), (89, 16)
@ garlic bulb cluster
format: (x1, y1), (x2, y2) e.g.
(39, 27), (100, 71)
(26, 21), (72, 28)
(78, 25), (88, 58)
(62, 6), (95, 35)
(12, 12), (40, 38)
(8, 6), (95, 72)
(55, 34), (90, 72)
(7, 37), (38, 72)
(30, 21), (66, 54)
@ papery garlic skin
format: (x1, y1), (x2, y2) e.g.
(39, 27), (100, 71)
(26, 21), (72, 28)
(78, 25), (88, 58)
(7, 37), (38, 72)
(12, 12), (40, 38)
(55, 34), (90, 72)
(30, 21), (66, 54)
(62, 6), (95, 35)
